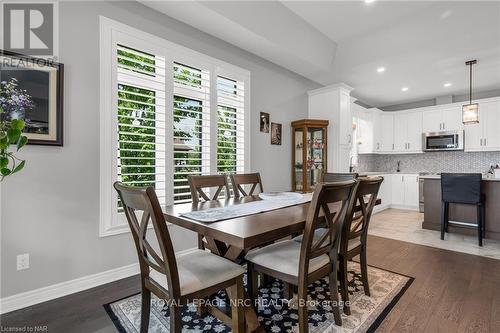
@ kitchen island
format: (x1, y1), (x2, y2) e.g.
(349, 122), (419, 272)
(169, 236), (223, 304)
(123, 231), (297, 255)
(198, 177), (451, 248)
(421, 175), (500, 240)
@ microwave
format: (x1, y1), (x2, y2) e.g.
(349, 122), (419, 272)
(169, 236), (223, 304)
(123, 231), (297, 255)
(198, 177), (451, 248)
(423, 130), (464, 151)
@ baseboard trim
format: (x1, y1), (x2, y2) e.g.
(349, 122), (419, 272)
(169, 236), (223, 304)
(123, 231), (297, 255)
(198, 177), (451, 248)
(0, 247), (197, 315)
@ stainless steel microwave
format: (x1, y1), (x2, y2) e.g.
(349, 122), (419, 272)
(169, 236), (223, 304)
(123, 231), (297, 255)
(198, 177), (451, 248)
(422, 130), (464, 151)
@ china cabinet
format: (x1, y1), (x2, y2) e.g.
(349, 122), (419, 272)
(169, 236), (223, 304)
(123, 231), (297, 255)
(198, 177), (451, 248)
(291, 119), (328, 192)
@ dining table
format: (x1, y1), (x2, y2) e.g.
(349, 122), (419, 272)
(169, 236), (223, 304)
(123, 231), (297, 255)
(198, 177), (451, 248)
(162, 194), (381, 332)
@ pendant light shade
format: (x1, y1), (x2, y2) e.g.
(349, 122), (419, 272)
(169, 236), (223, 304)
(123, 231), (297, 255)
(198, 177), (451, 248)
(462, 60), (479, 124)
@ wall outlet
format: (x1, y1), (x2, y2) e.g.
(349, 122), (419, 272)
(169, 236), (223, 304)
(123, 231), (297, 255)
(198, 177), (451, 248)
(17, 253), (30, 271)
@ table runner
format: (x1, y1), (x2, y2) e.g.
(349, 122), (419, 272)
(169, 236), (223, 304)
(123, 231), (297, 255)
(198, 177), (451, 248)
(181, 193), (313, 222)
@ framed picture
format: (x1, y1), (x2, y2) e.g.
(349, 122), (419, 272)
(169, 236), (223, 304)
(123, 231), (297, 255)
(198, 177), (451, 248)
(271, 122), (282, 145)
(260, 112), (270, 133)
(0, 50), (64, 146)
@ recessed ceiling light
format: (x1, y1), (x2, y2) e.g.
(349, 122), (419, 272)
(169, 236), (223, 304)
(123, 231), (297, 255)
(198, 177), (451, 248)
(365, 0), (376, 4)
(376, 67), (385, 73)
(401, 87), (409, 92)
(444, 82), (452, 87)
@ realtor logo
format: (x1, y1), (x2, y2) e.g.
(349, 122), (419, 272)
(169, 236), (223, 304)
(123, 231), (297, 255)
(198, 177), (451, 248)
(2, 2), (56, 56)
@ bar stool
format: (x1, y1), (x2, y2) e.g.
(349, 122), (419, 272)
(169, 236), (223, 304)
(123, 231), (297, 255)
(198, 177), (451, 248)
(440, 173), (485, 246)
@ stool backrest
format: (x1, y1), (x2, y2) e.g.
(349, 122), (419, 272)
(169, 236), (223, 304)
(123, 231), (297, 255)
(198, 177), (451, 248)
(441, 173), (482, 204)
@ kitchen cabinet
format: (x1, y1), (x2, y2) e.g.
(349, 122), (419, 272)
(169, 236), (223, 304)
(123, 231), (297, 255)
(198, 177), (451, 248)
(465, 100), (500, 151)
(422, 106), (462, 132)
(391, 174), (419, 209)
(393, 112), (422, 153)
(355, 108), (376, 154)
(379, 113), (394, 153)
(370, 174), (392, 213)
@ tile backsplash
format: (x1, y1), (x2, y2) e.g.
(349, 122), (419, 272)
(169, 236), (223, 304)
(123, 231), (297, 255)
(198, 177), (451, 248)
(357, 151), (500, 173)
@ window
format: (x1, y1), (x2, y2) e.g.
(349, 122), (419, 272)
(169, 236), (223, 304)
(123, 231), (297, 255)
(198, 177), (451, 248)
(100, 17), (250, 236)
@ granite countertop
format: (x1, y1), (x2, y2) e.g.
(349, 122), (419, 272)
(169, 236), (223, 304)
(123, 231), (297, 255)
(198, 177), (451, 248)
(420, 174), (500, 182)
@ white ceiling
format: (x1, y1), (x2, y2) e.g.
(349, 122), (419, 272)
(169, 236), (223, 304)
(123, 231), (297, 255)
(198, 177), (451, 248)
(140, 1), (500, 107)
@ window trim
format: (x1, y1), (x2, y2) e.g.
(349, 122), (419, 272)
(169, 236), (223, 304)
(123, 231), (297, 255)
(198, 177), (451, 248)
(99, 17), (251, 237)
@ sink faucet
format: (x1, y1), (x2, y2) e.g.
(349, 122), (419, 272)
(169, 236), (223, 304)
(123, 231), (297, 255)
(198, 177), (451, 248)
(397, 161), (401, 173)
(349, 156), (356, 173)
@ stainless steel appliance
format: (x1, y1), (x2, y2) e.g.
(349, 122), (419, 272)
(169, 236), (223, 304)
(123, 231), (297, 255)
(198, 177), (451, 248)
(422, 130), (464, 151)
(419, 172), (441, 212)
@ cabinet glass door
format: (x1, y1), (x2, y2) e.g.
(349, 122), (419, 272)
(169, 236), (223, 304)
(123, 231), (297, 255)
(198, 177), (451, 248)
(307, 128), (325, 190)
(294, 129), (304, 191)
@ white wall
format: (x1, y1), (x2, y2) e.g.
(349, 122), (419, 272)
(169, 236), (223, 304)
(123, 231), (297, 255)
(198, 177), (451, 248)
(0, 1), (319, 298)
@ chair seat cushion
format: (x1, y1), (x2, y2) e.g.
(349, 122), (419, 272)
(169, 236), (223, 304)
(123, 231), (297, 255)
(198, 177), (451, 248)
(245, 240), (330, 277)
(150, 249), (245, 296)
(293, 229), (361, 252)
(292, 228), (327, 243)
(348, 236), (361, 251)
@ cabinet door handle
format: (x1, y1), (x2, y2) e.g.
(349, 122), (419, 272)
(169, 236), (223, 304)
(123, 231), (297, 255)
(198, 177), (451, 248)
(442, 122), (445, 130)
(408, 142), (410, 149)
(480, 138), (483, 146)
(377, 142), (380, 150)
(484, 138), (487, 146)
(392, 143), (394, 150)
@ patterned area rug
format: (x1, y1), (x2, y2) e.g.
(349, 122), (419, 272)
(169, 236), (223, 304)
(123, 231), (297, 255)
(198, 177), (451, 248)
(104, 262), (412, 332)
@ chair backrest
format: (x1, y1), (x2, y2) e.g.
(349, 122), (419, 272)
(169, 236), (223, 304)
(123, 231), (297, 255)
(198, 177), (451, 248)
(113, 182), (181, 299)
(230, 173), (264, 198)
(323, 172), (359, 182)
(299, 180), (359, 277)
(441, 173), (482, 204)
(341, 176), (383, 253)
(188, 175), (231, 204)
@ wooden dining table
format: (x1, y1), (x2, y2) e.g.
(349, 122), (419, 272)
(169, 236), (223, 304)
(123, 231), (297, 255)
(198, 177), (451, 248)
(163, 194), (381, 332)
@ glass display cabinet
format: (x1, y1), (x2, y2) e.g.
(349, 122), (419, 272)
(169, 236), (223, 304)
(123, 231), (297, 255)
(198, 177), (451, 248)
(291, 119), (329, 192)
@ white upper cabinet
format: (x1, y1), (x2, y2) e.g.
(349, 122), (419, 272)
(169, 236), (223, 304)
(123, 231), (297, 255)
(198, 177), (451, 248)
(379, 113), (394, 153)
(355, 108), (375, 154)
(422, 106), (462, 132)
(441, 107), (463, 131)
(465, 100), (500, 151)
(422, 109), (442, 133)
(393, 112), (422, 153)
(406, 112), (423, 152)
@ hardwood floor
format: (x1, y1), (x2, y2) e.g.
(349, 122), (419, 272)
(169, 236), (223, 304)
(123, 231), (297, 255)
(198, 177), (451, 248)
(2, 235), (500, 332)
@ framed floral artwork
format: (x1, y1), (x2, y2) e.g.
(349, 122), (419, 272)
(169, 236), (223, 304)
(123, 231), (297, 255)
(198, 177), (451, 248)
(0, 50), (64, 146)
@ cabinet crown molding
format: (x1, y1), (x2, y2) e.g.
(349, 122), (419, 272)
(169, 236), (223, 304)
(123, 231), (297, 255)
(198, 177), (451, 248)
(308, 82), (354, 96)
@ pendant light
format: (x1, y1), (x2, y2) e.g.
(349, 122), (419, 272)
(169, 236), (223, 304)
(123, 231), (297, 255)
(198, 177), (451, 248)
(462, 59), (479, 124)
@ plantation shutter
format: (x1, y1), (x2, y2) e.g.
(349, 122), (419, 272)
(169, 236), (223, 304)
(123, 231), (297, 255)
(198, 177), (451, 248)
(217, 76), (245, 175)
(116, 45), (166, 209)
(172, 62), (211, 204)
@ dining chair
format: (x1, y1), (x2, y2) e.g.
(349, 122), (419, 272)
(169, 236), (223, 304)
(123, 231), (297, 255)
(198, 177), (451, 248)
(188, 174), (231, 204)
(338, 176), (383, 315)
(245, 180), (359, 331)
(323, 172), (359, 182)
(230, 173), (264, 198)
(114, 182), (245, 333)
(188, 175), (231, 249)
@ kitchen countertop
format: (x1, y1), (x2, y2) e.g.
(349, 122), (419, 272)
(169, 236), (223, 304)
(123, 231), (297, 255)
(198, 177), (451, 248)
(420, 174), (500, 181)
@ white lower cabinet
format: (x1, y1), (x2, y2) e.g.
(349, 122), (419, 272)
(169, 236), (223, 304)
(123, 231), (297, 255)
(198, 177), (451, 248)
(391, 174), (419, 209)
(369, 173), (419, 212)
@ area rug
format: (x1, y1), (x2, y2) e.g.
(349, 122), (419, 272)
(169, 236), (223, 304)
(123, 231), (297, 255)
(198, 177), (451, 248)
(104, 262), (413, 332)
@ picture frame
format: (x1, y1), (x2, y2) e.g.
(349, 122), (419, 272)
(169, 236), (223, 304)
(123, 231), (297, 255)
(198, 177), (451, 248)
(271, 122), (282, 145)
(260, 112), (270, 133)
(0, 50), (64, 146)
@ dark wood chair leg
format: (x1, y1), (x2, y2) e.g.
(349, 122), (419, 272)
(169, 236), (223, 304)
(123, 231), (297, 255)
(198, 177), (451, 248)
(360, 246), (370, 297)
(328, 268), (342, 326)
(247, 262), (258, 305)
(140, 288), (151, 333)
(169, 305), (182, 333)
(297, 284), (309, 333)
(283, 282), (294, 300)
(477, 205), (483, 247)
(339, 258), (350, 315)
(229, 277), (245, 333)
(440, 202), (446, 240)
